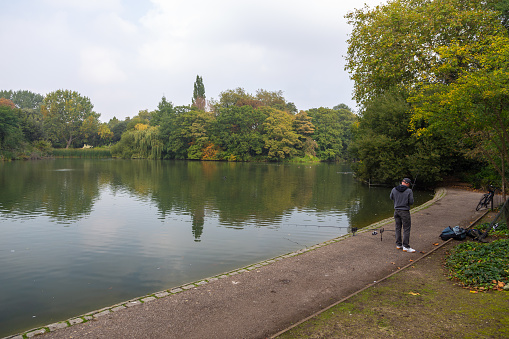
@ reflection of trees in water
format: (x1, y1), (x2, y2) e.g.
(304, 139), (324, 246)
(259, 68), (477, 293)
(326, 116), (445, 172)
(0, 160), (100, 224)
(191, 207), (204, 242)
(0, 159), (402, 237)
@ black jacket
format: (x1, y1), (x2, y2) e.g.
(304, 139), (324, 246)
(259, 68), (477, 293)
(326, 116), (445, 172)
(390, 185), (414, 210)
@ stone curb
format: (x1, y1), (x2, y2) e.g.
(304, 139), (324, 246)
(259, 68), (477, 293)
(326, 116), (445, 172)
(4, 188), (446, 339)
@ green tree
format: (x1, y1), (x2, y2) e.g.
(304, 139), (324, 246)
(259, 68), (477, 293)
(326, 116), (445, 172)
(41, 90), (100, 148)
(151, 96), (174, 126)
(0, 90), (44, 110)
(262, 107), (301, 161)
(410, 34), (509, 190)
(212, 88), (256, 111)
(165, 109), (214, 160)
(192, 75), (206, 110)
(345, 0), (503, 106)
(349, 88), (456, 185)
(126, 111), (150, 131)
(211, 105), (268, 161)
(158, 105), (215, 160)
(307, 106), (357, 161)
(345, 0), (508, 185)
(0, 104), (24, 155)
(108, 117), (129, 143)
(293, 110), (317, 157)
(0, 90), (45, 142)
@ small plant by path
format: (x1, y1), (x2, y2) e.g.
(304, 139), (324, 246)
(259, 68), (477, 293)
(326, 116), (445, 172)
(446, 239), (509, 291)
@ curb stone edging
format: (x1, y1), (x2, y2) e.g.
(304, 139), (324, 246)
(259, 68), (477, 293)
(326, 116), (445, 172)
(4, 188), (447, 339)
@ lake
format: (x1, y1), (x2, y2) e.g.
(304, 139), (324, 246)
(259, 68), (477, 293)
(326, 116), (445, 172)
(0, 159), (432, 337)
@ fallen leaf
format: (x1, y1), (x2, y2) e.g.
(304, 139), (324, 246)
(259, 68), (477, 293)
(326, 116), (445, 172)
(409, 259), (414, 262)
(408, 292), (420, 296)
(497, 281), (505, 288)
(433, 243), (439, 246)
(470, 290), (478, 293)
(391, 262), (396, 265)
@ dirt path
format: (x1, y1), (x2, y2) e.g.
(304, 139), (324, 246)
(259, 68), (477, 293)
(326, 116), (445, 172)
(16, 188), (484, 339)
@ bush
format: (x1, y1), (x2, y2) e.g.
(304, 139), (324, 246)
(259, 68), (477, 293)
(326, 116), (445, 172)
(446, 239), (509, 290)
(478, 222), (509, 238)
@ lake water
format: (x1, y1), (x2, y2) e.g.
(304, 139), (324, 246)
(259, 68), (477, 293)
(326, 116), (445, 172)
(0, 159), (432, 337)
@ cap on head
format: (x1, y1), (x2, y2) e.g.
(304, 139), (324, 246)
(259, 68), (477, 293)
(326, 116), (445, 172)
(402, 178), (412, 185)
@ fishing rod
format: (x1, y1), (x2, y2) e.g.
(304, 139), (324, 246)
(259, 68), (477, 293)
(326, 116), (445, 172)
(283, 223), (350, 229)
(283, 224), (359, 235)
(412, 172), (419, 190)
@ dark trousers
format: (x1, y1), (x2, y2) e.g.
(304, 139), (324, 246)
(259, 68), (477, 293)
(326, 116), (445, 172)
(394, 209), (411, 248)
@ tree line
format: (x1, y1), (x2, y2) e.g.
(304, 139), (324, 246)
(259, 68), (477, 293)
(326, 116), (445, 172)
(0, 83), (356, 163)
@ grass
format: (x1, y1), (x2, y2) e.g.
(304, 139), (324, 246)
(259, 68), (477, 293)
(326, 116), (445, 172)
(51, 148), (112, 158)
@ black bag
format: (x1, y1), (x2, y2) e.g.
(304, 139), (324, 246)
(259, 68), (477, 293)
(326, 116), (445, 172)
(440, 226), (467, 241)
(466, 228), (483, 240)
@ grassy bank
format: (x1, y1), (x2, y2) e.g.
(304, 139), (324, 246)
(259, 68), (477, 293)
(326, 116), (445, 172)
(51, 148), (112, 158)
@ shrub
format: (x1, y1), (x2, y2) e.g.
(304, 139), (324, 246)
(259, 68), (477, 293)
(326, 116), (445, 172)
(446, 239), (509, 290)
(477, 222), (509, 238)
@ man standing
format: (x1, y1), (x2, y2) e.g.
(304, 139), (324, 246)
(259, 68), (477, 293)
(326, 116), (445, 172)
(390, 178), (415, 253)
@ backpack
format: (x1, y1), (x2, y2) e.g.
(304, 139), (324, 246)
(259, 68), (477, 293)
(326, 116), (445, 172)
(466, 228), (483, 240)
(440, 226), (467, 241)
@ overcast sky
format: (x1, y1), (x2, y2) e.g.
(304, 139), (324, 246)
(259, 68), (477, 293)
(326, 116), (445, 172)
(1, 0), (385, 122)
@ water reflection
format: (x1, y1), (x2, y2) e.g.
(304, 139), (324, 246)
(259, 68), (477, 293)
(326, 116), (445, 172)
(0, 160), (431, 238)
(3, 161), (352, 235)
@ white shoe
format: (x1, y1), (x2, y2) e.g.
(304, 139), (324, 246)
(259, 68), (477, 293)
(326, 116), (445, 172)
(403, 247), (416, 253)
(396, 246), (403, 250)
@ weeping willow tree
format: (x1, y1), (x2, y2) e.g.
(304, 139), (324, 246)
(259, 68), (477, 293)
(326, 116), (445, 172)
(111, 124), (162, 159)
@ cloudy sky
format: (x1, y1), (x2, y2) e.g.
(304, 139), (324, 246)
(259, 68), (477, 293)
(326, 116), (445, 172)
(1, 0), (385, 122)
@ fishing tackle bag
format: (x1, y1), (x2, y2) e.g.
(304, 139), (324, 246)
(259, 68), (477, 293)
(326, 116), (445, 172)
(439, 226), (467, 241)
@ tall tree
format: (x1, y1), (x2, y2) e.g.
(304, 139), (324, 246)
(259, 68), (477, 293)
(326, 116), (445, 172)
(410, 34), (509, 190)
(213, 87), (255, 111)
(108, 117), (129, 143)
(0, 104), (24, 154)
(192, 75), (206, 110)
(345, 0), (502, 106)
(293, 110), (317, 158)
(0, 90), (44, 110)
(151, 96), (174, 126)
(0, 90), (45, 143)
(307, 106), (357, 161)
(349, 88), (457, 185)
(262, 107), (301, 161)
(41, 90), (100, 148)
(345, 0), (508, 186)
(211, 105), (267, 161)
